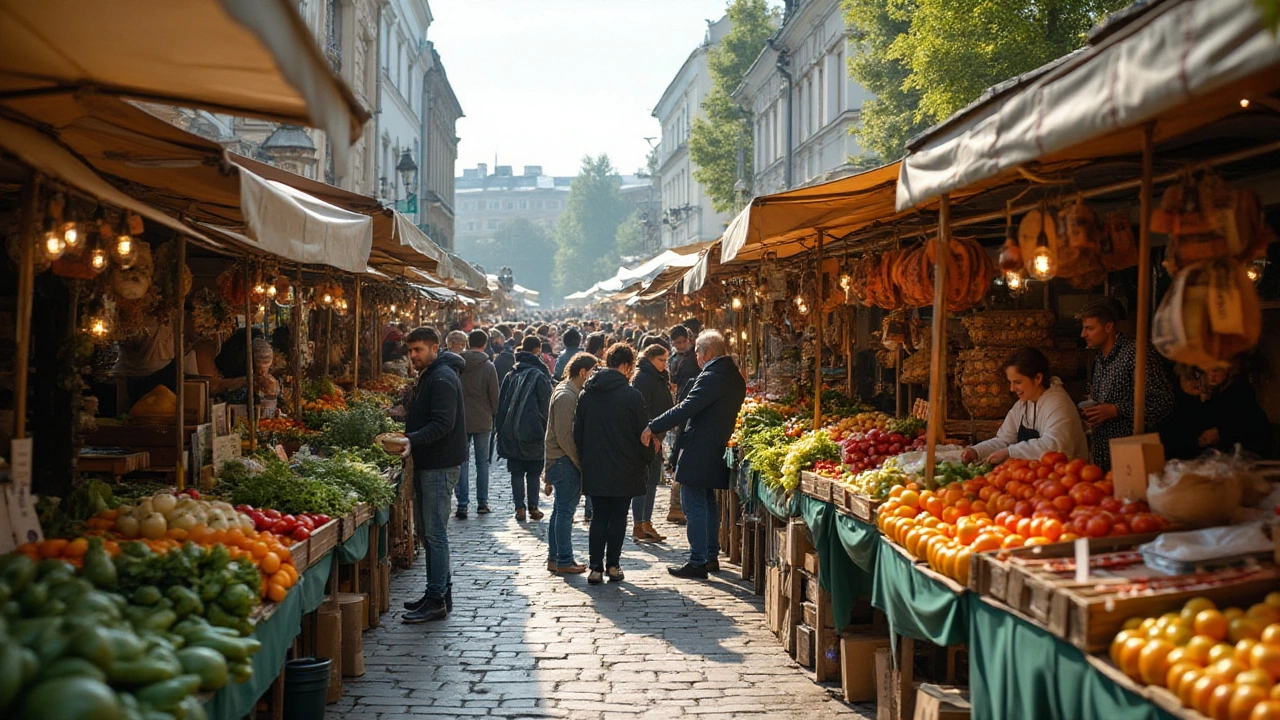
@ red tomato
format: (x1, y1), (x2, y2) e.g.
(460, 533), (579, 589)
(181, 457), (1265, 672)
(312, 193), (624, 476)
(1080, 465), (1104, 483)
(1099, 497), (1123, 513)
(265, 509), (282, 520)
(1070, 482), (1103, 507)
(1041, 452), (1069, 467)
(1130, 513), (1159, 533)
(1052, 495), (1076, 513)
(1015, 501), (1035, 517)
(1110, 521), (1131, 536)
(291, 526), (312, 541)
(1040, 481), (1067, 500)
(1085, 515), (1112, 538)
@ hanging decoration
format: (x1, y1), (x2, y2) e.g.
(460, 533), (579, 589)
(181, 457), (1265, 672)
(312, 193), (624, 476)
(190, 287), (237, 341)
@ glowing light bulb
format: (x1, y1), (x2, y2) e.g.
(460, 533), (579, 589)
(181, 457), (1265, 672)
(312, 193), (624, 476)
(1029, 246), (1056, 281)
(731, 296), (743, 311)
(89, 316), (108, 338)
(62, 222), (79, 249)
(322, 292), (333, 305)
(1004, 270), (1024, 291)
(44, 229), (66, 260)
(115, 234), (135, 268)
(90, 247), (109, 273)
(266, 284), (277, 298)
(254, 283), (267, 296)
(741, 330), (748, 341)
(1241, 98), (1251, 108)
(839, 274), (852, 291)
(1247, 260), (1265, 283)
(390, 304), (397, 314)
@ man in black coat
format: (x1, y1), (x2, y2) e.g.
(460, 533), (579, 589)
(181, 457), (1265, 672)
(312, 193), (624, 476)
(400, 327), (467, 622)
(663, 324), (700, 525)
(496, 335), (553, 521)
(644, 330), (746, 579)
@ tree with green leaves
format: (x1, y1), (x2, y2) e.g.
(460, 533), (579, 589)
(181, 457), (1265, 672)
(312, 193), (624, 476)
(455, 218), (557, 301)
(614, 210), (647, 259)
(689, 0), (778, 212)
(843, 0), (1126, 161)
(552, 155), (631, 301)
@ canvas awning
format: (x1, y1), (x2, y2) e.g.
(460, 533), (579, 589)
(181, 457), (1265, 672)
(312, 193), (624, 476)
(896, 0), (1280, 211)
(564, 241), (714, 301)
(445, 253), (489, 294)
(0, 0), (368, 165)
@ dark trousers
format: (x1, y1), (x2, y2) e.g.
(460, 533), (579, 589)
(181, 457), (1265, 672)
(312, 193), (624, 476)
(587, 496), (632, 571)
(508, 457), (543, 510)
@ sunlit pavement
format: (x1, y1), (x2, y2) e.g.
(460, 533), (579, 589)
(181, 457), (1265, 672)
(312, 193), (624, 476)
(335, 461), (875, 720)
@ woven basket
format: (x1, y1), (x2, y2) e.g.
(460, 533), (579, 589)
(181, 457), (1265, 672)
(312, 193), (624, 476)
(961, 311), (1055, 347)
(957, 348), (1017, 419)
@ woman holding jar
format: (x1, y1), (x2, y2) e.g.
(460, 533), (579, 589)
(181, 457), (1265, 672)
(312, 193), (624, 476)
(961, 347), (1089, 465)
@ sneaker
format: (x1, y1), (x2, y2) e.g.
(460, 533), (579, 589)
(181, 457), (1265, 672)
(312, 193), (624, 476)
(705, 559), (720, 573)
(606, 566), (625, 582)
(587, 569), (604, 584)
(554, 563), (587, 574)
(667, 562), (708, 579)
(528, 507), (545, 521)
(667, 510), (687, 526)
(515, 508), (526, 522)
(455, 507), (468, 520)
(403, 601), (447, 623)
(406, 588), (452, 612)
(477, 504), (491, 515)
(642, 522), (666, 542)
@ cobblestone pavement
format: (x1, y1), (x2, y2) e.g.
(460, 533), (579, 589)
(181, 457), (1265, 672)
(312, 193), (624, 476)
(336, 462), (875, 720)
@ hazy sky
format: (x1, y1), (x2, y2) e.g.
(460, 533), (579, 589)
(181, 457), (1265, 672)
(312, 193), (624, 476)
(429, 0), (738, 178)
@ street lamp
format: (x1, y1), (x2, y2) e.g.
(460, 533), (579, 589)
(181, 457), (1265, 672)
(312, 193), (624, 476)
(396, 150), (418, 200)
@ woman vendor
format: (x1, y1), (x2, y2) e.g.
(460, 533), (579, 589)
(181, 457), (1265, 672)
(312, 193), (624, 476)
(213, 336), (280, 412)
(961, 348), (1089, 464)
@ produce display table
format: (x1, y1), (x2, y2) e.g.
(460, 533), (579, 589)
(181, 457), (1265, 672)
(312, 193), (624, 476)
(871, 537), (970, 647)
(337, 520), (371, 564)
(796, 494), (874, 632)
(204, 554), (335, 720)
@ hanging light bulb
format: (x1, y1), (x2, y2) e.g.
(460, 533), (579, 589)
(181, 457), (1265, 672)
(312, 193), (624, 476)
(389, 304), (397, 314)
(115, 230), (136, 269)
(266, 283), (278, 298)
(90, 245), (109, 274)
(62, 221), (80, 252)
(731, 295), (743, 311)
(321, 291), (333, 306)
(43, 219), (66, 260)
(1247, 258), (1267, 284)
(1028, 222), (1056, 281)
(741, 330), (748, 341)
(1004, 269), (1025, 292)
(254, 283), (267, 297)
(839, 273), (852, 292)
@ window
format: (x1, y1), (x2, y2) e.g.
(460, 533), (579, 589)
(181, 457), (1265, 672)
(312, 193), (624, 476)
(505, 201), (515, 210)
(487, 220), (498, 230)
(488, 200), (500, 210)
(838, 48), (846, 112)
(519, 200), (528, 210)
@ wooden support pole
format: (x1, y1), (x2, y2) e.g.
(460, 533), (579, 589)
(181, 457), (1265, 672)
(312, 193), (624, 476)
(845, 306), (854, 396)
(1134, 123), (1155, 435)
(292, 263), (303, 417)
(812, 231), (824, 432)
(353, 278), (361, 391)
(925, 194), (951, 481)
(13, 175), (41, 440)
(322, 306), (333, 378)
(243, 263), (255, 451)
(372, 303), (381, 381)
(173, 235), (186, 491)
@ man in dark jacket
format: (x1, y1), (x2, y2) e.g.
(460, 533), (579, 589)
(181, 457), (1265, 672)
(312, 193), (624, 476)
(645, 330), (746, 579)
(496, 335), (553, 521)
(552, 327), (582, 381)
(457, 330), (500, 519)
(574, 343), (654, 584)
(630, 344), (674, 542)
(663, 324), (699, 525)
(401, 326), (467, 621)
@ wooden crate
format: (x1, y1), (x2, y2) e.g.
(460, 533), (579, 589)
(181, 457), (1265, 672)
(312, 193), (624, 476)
(912, 684), (971, 720)
(969, 532), (1160, 603)
(787, 519), (816, 568)
(833, 487), (881, 523)
(982, 541), (1280, 653)
(842, 633), (892, 703)
(803, 550), (820, 576)
(353, 502), (373, 526)
(795, 623), (816, 668)
(800, 471), (834, 503)
(310, 519), (340, 560)
(288, 536), (310, 571)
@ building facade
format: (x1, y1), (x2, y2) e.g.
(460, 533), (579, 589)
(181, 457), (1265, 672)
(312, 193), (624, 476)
(454, 164), (572, 248)
(419, 44), (463, 251)
(734, 0), (874, 196)
(375, 0), (430, 216)
(652, 16), (734, 250)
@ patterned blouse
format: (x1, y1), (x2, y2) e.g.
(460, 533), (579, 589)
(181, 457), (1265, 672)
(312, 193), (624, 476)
(1088, 332), (1175, 470)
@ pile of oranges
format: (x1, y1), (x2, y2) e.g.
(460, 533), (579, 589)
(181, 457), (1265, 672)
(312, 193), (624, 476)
(875, 451), (1170, 584)
(1111, 595), (1280, 720)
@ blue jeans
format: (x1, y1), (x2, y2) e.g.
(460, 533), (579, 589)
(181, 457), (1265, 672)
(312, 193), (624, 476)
(456, 431), (491, 508)
(631, 453), (663, 523)
(414, 466), (460, 600)
(680, 485), (720, 566)
(545, 457), (581, 565)
(508, 457), (544, 510)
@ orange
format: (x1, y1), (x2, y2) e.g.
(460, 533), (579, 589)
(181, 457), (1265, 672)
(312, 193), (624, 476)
(1273, 685), (1280, 701)
(1250, 643), (1280, 680)
(1165, 622), (1194, 646)
(1002, 534), (1026, 549)
(1266, 593), (1280, 609)
(1252, 605), (1280, 625)
(1228, 608), (1250, 622)
(266, 582), (287, 603)
(166, 528), (188, 541)
(1123, 617), (1146, 631)
(1234, 619), (1267, 644)
(1140, 639), (1178, 685)
(39, 539), (69, 558)
(971, 534), (1003, 553)
(1200, 611), (1234, 642)
(1214, 644), (1243, 664)
(1169, 647), (1202, 669)
(899, 490), (920, 509)
(1211, 683), (1240, 720)
(1252, 700), (1280, 720)
(1119, 635), (1150, 680)
(1173, 667), (1205, 698)
(1186, 636), (1219, 665)
(1237, 669), (1275, 688)
(1186, 598), (1221, 623)
(1113, 630), (1143, 666)
(1041, 518), (1063, 542)
(956, 522), (980, 546)
(1192, 675), (1224, 713)
(270, 570), (294, 589)
(63, 538), (88, 559)
(1239, 640), (1263, 667)
(1231, 684), (1270, 720)
(1169, 661), (1204, 691)
(1209, 659), (1249, 684)
(251, 542), (270, 560)
(1261, 625), (1280, 646)
(953, 549), (972, 586)
(260, 551), (282, 575)
(224, 528), (246, 547)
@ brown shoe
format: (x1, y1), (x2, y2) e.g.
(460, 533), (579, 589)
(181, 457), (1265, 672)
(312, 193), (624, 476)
(515, 508), (527, 522)
(528, 507), (545, 521)
(632, 523), (650, 542)
(547, 559), (556, 573)
(642, 522), (666, 542)
(667, 510), (686, 526)
(554, 563), (587, 574)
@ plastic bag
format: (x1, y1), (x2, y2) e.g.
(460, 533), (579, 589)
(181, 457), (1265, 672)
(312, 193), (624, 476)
(1147, 449), (1261, 528)
(1137, 521), (1273, 563)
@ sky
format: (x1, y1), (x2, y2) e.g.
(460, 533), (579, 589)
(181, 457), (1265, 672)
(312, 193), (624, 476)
(429, 0), (738, 178)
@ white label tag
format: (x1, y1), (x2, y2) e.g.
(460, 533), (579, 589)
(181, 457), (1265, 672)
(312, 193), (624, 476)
(1208, 262), (1244, 335)
(1074, 537), (1090, 583)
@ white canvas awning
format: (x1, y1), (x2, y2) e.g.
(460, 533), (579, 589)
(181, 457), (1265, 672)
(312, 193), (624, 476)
(0, 0), (368, 166)
(896, 0), (1280, 211)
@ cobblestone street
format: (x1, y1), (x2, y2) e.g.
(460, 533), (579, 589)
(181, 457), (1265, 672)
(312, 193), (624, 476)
(336, 464), (875, 720)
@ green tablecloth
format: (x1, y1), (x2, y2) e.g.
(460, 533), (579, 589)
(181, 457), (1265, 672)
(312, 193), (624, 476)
(336, 521), (370, 564)
(969, 598), (1179, 720)
(797, 495), (874, 632)
(755, 475), (797, 520)
(205, 554), (334, 720)
(870, 536), (969, 647)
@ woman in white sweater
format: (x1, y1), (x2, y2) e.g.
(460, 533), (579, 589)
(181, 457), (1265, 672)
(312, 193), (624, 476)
(962, 348), (1089, 464)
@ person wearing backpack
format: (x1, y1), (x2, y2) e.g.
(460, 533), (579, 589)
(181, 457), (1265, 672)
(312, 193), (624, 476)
(496, 334), (553, 521)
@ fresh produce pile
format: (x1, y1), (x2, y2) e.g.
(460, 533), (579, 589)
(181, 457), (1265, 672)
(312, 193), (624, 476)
(234, 505), (331, 543)
(256, 417), (316, 444)
(809, 460), (843, 479)
(358, 377), (409, 394)
(1110, 594), (1280, 720)
(876, 452), (1171, 584)
(300, 378), (347, 413)
(839, 458), (989, 502)
(0, 542), (261, 720)
(823, 411), (895, 443)
(779, 431), (841, 492)
(217, 450), (394, 517)
(87, 490), (253, 541)
(840, 427), (928, 473)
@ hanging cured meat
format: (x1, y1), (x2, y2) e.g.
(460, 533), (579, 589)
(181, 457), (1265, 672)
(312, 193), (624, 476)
(1100, 210), (1138, 271)
(1153, 173), (1276, 272)
(889, 237), (995, 312)
(1152, 258), (1262, 370)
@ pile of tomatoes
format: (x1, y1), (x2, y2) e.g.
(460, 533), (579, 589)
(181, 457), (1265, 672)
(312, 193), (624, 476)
(233, 505), (331, 543)
(875, 451), (1171, 584)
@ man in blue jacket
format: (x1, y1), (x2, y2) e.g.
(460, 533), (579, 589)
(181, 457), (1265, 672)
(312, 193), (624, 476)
(400, 326), (467, 622)
(643, 330), (746, 579)
(496, 335), (553, 522)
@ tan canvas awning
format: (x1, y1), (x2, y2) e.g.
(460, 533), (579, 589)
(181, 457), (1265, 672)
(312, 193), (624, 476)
(0, 0), (368, 165)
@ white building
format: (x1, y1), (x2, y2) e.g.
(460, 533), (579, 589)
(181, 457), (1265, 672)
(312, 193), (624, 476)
(376, 0), (433, 224)
(652, 16), (735, 250)
(734, 0), (874, 195)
